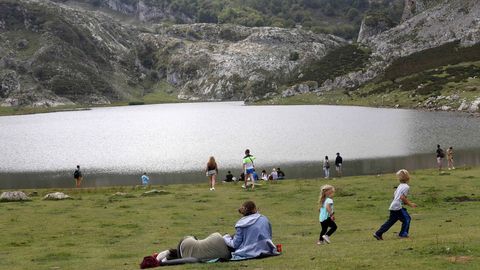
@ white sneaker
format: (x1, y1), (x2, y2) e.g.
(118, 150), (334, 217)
(316, 241), (324, 245)
(212, 187), (215, 191)
(322, 235), (331, 244)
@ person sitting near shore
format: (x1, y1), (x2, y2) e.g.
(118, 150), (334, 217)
(261, 170), (268, 181)
(276, 168), (285, 180)
(141, 172), (150, 186)
(223, 201), (279, 260)
(224, 171), (234, 182)
(268, 168), (278, 181)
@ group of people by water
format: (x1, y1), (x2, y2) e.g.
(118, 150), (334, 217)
(436, 144), (456, 171)
(203, 149), (286, 191)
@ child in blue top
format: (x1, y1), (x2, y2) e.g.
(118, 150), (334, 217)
(373, 169), (417, 240)
(318, 184), (337, 245)
(141, 172), (150, 185)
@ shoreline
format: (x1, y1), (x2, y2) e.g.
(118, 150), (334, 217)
(1, 99), (479, 117)
(2, 149), (480, 190)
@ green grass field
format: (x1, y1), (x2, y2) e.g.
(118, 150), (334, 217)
(1, 168), (479, 269)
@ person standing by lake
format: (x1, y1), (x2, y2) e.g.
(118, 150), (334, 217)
(323, 156), (330, 179)
(335, 153), (343, 178)
(242, 149), (256, 190)
(206, 156), (218, 191)
(141, 172), (150, 186)
(436, 145), (445, 171)
(73, 165), (83, 188)
(447, 146), (455, 170)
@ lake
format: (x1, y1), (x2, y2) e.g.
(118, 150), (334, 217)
(1, 102), (479, 189)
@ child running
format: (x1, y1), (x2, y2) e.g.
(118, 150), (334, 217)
(318, 184), (337, 245)
(373, 169), (417, 240)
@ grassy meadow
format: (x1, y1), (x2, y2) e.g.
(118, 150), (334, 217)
(0, 168), (479, 270)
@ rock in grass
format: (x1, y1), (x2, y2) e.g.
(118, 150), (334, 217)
(0, 191), (31, 202)
(43, 192), (73, 200)
(112, 192), (136, 198)
(141, 189), (170, 196)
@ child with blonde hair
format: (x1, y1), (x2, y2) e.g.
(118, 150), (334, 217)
(373, 169), (417, 240)
(317, 184), (337, 245)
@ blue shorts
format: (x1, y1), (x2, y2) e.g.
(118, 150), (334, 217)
(245, 168), (255, 174)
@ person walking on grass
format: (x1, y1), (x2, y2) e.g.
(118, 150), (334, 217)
(447, 146), (455, 170)
(335, 153), (343, 177)
(318, 185), (337, 245)
(323, 156), (330, 179)
(73, 165), (83, 188)
(436, 144), (445, 171)
(373, 169), (417, 240)
(242, 149), (256, 190)
(205, 156), (218, 191)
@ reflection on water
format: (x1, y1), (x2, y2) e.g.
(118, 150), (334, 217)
(0, 102), (479, 189)
(1, 148), (479, 189)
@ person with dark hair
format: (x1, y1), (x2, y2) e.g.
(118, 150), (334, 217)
(150, 232), (232, 266)
(323, 156), (330, 179)
(335, 153), (343, 177)
(73, 165), (83, 188)
(276, 168), (285, 180)
(223, 201), (279, 260)
(436, 145), (445, 171)
(224, 171), (234, 182)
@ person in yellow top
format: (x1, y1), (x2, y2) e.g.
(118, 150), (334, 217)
(447, 146), (455, 170)
(242, 149), (256, 190)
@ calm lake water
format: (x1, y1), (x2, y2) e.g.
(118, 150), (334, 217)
(1, 102), (479, 189)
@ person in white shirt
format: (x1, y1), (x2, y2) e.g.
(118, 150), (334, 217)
(373, 169), (417, 240)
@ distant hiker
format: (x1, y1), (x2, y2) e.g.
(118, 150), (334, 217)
(277, 168), (285, 180)
(318, 185), (337, 245)
(323, 156), (330, 179)
(223, 201), (279, 260)
(373, 169), (417, 241)
(242, 149), (256, 190)
(261, 170), (268, 181)
(73, 165), (83, 188)
(141, 172), (150, 186)
(224, 171), (234, 182)
(335, 153), (343, 177)
(436, 145), (445, 171)
(447, 146), (455, 170)
(206, 156), (218, 191)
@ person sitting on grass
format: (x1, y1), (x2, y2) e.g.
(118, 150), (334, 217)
(223, 201), (279, 260)
(276, 168), (285, 180)
(373, 169), (417, 240)
(224, 171), (234, 182)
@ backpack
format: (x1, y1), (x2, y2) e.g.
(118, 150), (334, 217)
(74, 170), (80, 179)
(439, 149), (445, 158)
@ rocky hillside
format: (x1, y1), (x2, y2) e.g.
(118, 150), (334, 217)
(0, 0), (139, 107)
(269, 0), (480, 113)
(0, 0), (346, 108)
(59, 0), (405, 40)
